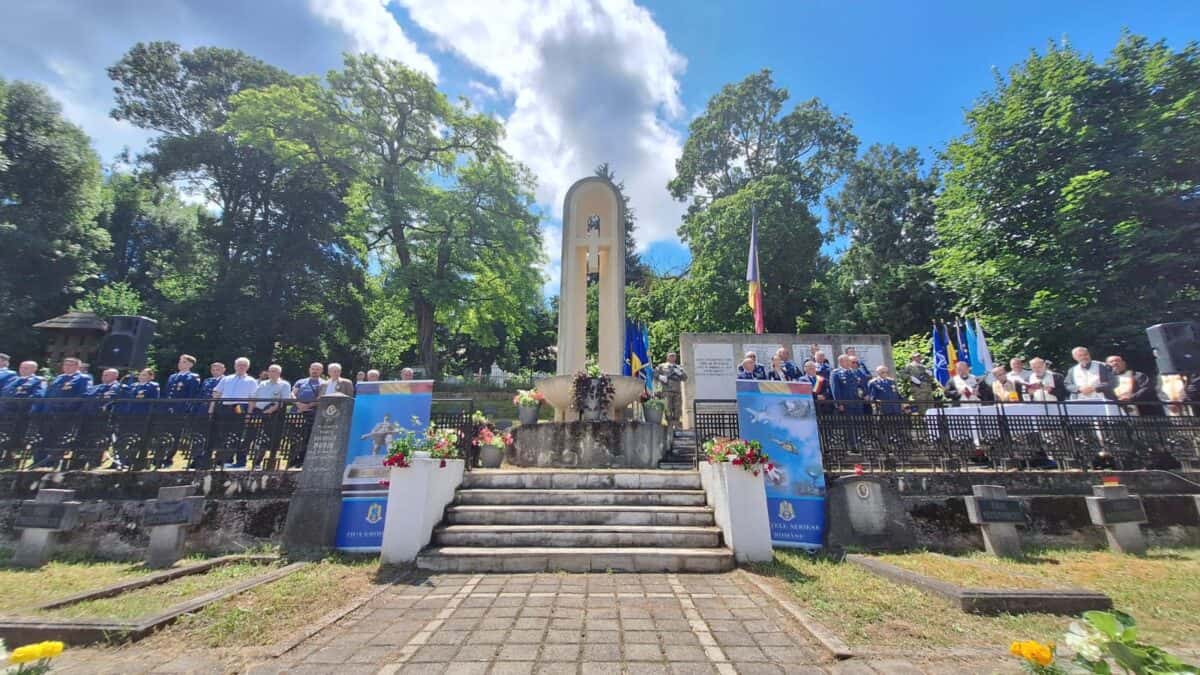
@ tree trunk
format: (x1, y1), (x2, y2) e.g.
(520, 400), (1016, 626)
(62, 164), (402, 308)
(414, 295), (438, 378)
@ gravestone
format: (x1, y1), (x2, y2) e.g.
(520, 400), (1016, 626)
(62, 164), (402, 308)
(964, 485), (1025, 558)
(826, 475), (917, 550)
(13, 489), (81, 567)
(142, 485), (205, 568)
(282, 395), (355, 558)
(1086, 484), (1148, 555)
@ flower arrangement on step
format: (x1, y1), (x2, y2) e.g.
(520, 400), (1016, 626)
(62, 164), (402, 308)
(641, 396), (667, 412)
(701, 437), (773, 476)
(512, 389), (544, 407)
(383, 422), (461, 469)
(473, 426), (513, 452)
(1010, 610), (1197, 674)
(2, 639), (64, 674)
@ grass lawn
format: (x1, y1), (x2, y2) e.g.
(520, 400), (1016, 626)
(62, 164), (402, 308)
(873, 552), (1070, 590)
(0, 551), (156, 613)
(752, 547), (1200, 650)
(139, 556), (380, 649)
(40, 560), (278, 621)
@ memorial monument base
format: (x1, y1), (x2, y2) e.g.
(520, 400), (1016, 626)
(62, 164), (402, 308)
(508, 422), (667, 469)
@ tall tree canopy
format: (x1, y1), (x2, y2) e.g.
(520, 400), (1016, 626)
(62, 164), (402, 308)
(223, 53), (544, 377)
(934, 34), (1200, 369)
(824, 144), (945, 338)
(668, 70), (857, 335)
(0, 79), (106, 357)
(108, 42), (368, 375)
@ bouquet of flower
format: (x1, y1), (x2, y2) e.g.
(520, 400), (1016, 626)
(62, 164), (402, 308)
(642, 396), (667, 412)
(512, 389), (544, 407)
(473, 426), (513, 451)
(470, 410), (490, 426)
(2, 640), (64, 674)
(1010, 610), (1198, 674)
(427, 423), (462, 465)
(702, 438), (773, 476)
(383, 428), (426, 469)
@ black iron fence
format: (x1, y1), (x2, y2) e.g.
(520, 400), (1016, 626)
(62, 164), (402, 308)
(0, 397), (315, 471)
(694, 399), (1200, 472)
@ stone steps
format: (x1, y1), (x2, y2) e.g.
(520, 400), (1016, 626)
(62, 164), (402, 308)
(416, 546), (734, 573)
(462, 470), (700, 491)
(444, 504), (716, 527)
(454, 488), (707, 507)
(433, 524), (723, 548)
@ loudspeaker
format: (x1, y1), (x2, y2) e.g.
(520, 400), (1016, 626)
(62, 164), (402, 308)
(96, 315), (158, 369)
(1146, 321), (1200, 374)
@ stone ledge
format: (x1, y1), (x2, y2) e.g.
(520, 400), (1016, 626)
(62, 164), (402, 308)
(846, 554), (1111, 615)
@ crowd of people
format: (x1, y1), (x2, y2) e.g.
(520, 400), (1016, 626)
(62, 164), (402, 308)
(730, 344), (1199, 417)
(0, 351), (421, 470)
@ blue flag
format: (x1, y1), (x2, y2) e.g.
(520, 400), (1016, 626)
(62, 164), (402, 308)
(624, 319), (652, 390)
(965, 319), (985, 376)
(955, 321), (971, 370)
(932, 324), (950, 386)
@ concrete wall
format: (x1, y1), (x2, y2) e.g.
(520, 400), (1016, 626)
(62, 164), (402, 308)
(678, 332), (894, 427)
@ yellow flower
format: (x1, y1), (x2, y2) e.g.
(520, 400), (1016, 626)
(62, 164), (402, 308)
(37, 641), (64, 659)
(7, 641), (63, 664)
(1009, 640), (1054, 667)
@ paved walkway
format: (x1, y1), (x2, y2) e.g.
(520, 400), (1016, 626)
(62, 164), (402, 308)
(54, 571), (1021, 674)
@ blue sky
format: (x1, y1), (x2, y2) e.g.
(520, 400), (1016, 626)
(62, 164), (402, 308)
(2, 1), (1197, 294)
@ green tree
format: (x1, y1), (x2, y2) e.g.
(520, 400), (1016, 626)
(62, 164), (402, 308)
(0, 79), (106, 357)
(669, 70), (857, 335)
(824, 144), (946, 338)
(933, 34), (1200, 370)
(224, 53), (542, 377)
(71, 281), (144, 318)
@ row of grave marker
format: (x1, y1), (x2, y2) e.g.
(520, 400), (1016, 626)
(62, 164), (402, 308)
(13, 486), (203, 569)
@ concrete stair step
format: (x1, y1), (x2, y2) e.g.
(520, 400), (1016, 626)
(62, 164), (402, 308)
(454, 488), (707, 507)
(433, 524), (723, 548)
(463, 469), (700, 491)
(445, 504), (715, 527)
(657, 461), (695, 471)
(416, 546), (735, 573)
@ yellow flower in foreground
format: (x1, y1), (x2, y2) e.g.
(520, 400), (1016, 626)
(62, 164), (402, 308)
(7, 641), (64, 664)
(1010, 640), (1055, 667)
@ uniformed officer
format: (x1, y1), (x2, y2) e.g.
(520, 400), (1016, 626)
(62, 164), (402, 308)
(867, 365), (903, 414)
(29, 358), (88, 467)
(126, 368), (161, 412)
(847, 356), (872, 413)
(736, 353), (767, 380)
(202, 362), (227, 400)
(78, 362), (94, 389)
(84, 368), (127, 469)
(41, 357), (89, 410)
(654, 352), (688, 429)
(167, 354), (204, 409)
(830, 355), (863, 413)
(162, 355), (204, 468)
(774, 348), (803, 381)
(0, 352), (17, 392)
(812, 350), (832, 381)
(3, 360), (44, 398)
(902, 352), (935, 403)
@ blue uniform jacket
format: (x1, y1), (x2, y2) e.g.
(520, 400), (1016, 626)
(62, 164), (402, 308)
(3, 375), (44, 399)
(815, 362), (832, 380)
(0, 367), (17, 392)
(167, 371), (203, 414)
(202, 377), (222, 399)
(84, 382), (126, 412)
(867, 377), (903, 414)
(117, 381), (160, 415)
(737, 365), (767, 380)
(36, 372), (89, 413)
(830, 368), (868, 404)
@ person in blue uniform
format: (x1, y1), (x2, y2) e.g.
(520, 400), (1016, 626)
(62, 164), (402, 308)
(162, 355), (204, 467)
(78, 363), (94, 389)
(0, 353), (16, 392)
(84, 368), (125, 409)
(846, 348), (873, 381)
(82, 368), (127, 469)
(125, 368), (161, 413)
(812, 349), (832, 381)
(3, 360), (45, 400)
(867, 366), (903, 414)
(167, 355), (203, 408)
(202, 362), (226, 400)
(40, 357), (89, 411)
(736, 353), (767, 380)
(830, 355), (866, 448)
(773, 348), (803, 381)
(31, 357), (91, 468)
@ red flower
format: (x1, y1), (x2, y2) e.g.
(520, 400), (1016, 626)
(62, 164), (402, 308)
(378, 480), (391, 487)
(854, 464), (864, 476)
(439, 459), (447, 468)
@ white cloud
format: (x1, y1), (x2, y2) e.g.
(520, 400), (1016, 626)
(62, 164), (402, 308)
(397, 0), (688, 253)
(308, 0), (439, 80)
(541, 224), (563, 296)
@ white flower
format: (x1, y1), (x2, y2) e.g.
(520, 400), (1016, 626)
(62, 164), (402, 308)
(1064, 621), (1104, 662)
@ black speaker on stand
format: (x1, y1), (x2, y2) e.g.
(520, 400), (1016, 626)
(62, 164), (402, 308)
(95, 315), (158, 370)
(1146, 321), (1200, 374)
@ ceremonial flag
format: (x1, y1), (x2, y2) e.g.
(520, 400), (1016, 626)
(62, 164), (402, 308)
(965, 319), (984, 376)
(974, 317), (995, 374)
(944, 324), (958, 373)
(746, 206), (765, 334)
(624, 319), (653, 390)
(932, 324), (950, 386)
(956, 320), (971, 370)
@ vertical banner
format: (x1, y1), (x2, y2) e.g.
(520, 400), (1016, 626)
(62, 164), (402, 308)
(735, 380), (826, 549)
(334, 380), (434, 552)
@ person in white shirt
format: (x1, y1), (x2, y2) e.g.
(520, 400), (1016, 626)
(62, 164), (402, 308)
(253, 364), (292, 412)
(213, 357), (260, 468)
(244, 364), (292, 469)
(1008, 358), (1030, 387)
(948, 361), (981, 402)
(323, 363), (355, 396)
(1025, 358), (1064, 402)
(1065, 347), (1116, 402)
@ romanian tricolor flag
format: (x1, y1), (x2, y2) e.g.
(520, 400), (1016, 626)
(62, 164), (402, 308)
(944, 323), (958, 372)
(746, 206), (765, 334)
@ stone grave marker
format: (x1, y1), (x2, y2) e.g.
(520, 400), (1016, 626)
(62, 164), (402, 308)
(282, 394), (354, 558)
(825, 475), (917, 550)
(13, 489), (81, 567)
(142, 485), (205, 569)
(964, 485), (1025, 558)
(1085, 483), (1148, 555)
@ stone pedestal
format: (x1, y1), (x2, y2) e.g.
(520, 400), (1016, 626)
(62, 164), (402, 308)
(282, 395), (354, 559)
(508, 421), (666, 469)
(699, 462), (772, 562)
(825, 475), (916, 550)
(380, 458), (465, 565)
(1086, 484), (1148, 555)
(13, 489), (81, 567)
(142, 485), (205, 568)
(964, 485), (1025, 558)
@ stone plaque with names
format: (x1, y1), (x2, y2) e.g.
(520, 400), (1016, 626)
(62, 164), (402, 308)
(283, 394), (355, 557)
(1097, 497), (1147, 524)
(143, 499), (197, 527)
(691, 343), (736, 400)
(973, 498), (1025, 523)
(16, 503), (68, 530)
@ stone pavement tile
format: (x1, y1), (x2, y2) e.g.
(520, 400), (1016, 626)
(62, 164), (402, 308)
(724, 645), (770, 662)
(767, 646), (819, 664)
(778, 667), (829, 675)
(456, 644), (500, 661)
(410, 645), (460, 662)
(706, 619), (740, 632)
(655, 619), (691, 632)
(534, 663), (578, 675)
(480, 616), (517, 630)
(623, 630), (659, 644)
(551, 617), (585, 630)
(668, 663), (718, 674)
(830, 663), (878, 675)
(492, 663), (537, 675)
(663, 644), (708, 662)
(429, 629), (471, 644)
(498, 643), (541, 661)
(713, 630), (757, 646)
(347, 646), (400, 664)
(546, 629), (583, 643)
(659, 631), (701, 646)
(624, 642), (665, 661)
(586, 607), (619, 620)
(333, 630), (382, 646)
(488, 605), (522, 618)
(510, 628), (547, 643)
(862, 660), (925, 674)
(731, 664), (786, 675)
(516, 617), (550, 630)
(522, 606), (553, 617)
(444, 618), (481, 631)
(586, 618), (620, 631)
(580, 663), (623, 675)
(444, 663), (489, 675)
(582, 643), (622, 661)
(622, 618), (654, 631)
(540, 643), (581, 661)
(472, 628), (509, 643)
(304, 645), (362, 664)
(583, 630), (620, 644)
(756, 632), (801, 648)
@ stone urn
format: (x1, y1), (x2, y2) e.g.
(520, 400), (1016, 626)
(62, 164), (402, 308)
(517, 405), (540, 425)
(643, 404), (664, 426)
(535, 374), (646, 420)
(478, 443), (504, 468)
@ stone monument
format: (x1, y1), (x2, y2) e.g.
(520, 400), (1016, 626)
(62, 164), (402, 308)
(282, 395), (355, 558)
(142, 485), (205, 568)
(13, 489), (81, 567)
(964, 485), (1025, 558)
(1086, 483), (1148, 555)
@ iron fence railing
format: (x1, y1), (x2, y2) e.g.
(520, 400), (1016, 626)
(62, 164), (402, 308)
(693, 398), (1200, 472)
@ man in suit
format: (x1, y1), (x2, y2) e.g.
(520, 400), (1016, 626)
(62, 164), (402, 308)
(323, 363), (355, 397)
(1106, 354), (1163, 416)
(1065, 347), (1116, 401)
